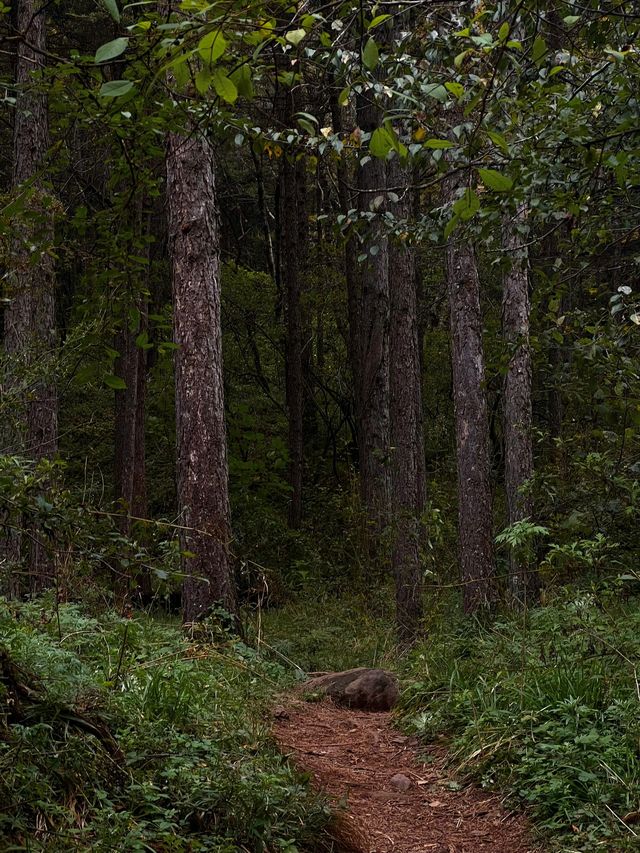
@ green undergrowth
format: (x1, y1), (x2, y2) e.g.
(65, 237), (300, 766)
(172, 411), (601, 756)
(255, 586), (396, 673)
(399, 587), (640, 852)
(0, 596), (332, 852)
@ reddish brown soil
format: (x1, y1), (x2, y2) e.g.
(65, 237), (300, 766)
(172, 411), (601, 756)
(274, 698), (539, 853)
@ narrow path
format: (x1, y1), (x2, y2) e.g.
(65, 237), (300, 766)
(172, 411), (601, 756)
(274, 698), (537, 853)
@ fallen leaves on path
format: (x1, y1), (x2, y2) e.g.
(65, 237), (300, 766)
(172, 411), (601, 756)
(273, 698), (538, 853)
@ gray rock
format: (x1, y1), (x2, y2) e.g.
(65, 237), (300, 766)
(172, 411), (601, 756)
(303, 667), (399, 711)
(390, 773), (412, 791)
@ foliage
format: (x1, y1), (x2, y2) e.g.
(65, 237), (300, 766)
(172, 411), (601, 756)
(0, 596), (332, 852)
(399, 588), (640, 851)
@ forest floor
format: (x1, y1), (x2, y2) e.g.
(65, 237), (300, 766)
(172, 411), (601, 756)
(273, 696), (537, 853)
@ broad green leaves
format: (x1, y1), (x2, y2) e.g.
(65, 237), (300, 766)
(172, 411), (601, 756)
(100, 0), (120, 23)
(478, 168), (513, 192)
(198, 31), (227, 64)
(362, 38), (379, 71)
(95, 38), (129, 64)
(369, 124), (407, 160)
(212, 69), (237, 104)
(285, 29), (306, 47)
(453, 188), (480, 219)
(100, 80), (134, 98)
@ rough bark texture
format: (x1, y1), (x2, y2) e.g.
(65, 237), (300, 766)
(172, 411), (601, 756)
(279, 134), (305, 529)
(502, 209), (539, 605)
(388, 157), (425, 644)
(3, 0), (57, 593)
(331, 90), (361, 460)
(444, 173), (495, 613)
(355, 92), (391, 539)
(165, 129), (236, 623)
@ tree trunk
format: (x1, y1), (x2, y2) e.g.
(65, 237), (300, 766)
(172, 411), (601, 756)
(444, 173), (495, 613)
(3, 0), (57, 594)
(281, 151), (305, 529)
(388, 157), (425, 644)
(502, 208), (539, 605)
(165, 128), (236, 623)
(355, 92), (391, 540)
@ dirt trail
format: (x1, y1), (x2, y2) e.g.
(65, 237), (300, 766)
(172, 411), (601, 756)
(274, 698), (537, 853)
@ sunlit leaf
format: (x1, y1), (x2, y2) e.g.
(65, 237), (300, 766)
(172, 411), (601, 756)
(212, 68), (237, 104)
(478, 168), (513, 192)
(198, 31), (226, 64)
(285, 28), (306, 46)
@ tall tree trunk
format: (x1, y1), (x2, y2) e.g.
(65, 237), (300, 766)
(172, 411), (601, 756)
(502, 207), (539, 605)
(388, 157), (425, 643)
(165, 128), (236, 623)
(444, 173), (495, 613)
(281, 150), (305, 529)
(355, 91), (391, 540)
(331, 90), (361, 467)
(3, 0), (57, 594)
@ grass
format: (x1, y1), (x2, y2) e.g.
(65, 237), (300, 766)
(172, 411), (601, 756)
(398, 587), (640, 852)
(0, 595), (332, 852)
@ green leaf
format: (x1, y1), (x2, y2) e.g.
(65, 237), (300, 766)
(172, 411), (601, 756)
(444, 215), (459, 239)
(369, 127), (393, 158)
(195, 68), (211, 95)
(454, 49), (472, 68)
(532, 35), (546, 63)
(445, 81), (464, 99)
(423, 83), (448, 103)
(99, 80), (134, 98)
(498, 22), (510, 41)
(369, 13), (390, 28)
(104, 374), (127, 390)
(487, 130), (509, 154)
(563, 15), (580, 25)
(424, 139), (454, 149)
(230, 64), (253, 98)
(285, 28), (306, 46)
(338, 87), (350, 107)
(478, 168), (513, 192)
(212, 68), (237, 104)
(362, 38), (379, 71)
(100, 0), (120, 22)
(198, 30), (226, 64)
(95, 37), (129, 64)
(452, 188), (480, 220)
(297, 117), (316, 135)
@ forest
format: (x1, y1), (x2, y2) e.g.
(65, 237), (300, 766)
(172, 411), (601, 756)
(1, 0), (639, 850)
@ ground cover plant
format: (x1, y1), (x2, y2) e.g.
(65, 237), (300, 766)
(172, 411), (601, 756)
(400, 586), (640, 852)
(0, 596), (331, 852)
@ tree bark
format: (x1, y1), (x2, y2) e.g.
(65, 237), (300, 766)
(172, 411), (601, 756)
(388, 157), (425, 643)
(355, 92), (391, 540)
(502, 208), (539, 605)
(281, 150), (305, 529)
(113, 297), (149, 599)
(444, 173), (495, 613)
(165, 128), (236, 623)
(3, 0), (57, 593)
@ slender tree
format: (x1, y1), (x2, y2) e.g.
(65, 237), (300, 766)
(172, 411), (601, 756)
(165, 125), (236, 622)
(3, 0), (57, 592)
(354, 89), (391, 539)
(502, 207), (539, 605)
(443, 169), (495, 613)
(388, 156), (425, 643)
